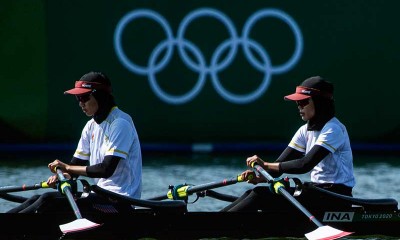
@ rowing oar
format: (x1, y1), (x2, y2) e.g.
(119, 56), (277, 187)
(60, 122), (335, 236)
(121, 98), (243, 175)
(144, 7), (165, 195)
(55, 168), (101, 234)
(251, 163), (353, 240)
(0, 182), (50, 193)
(148, 175), (247, 201)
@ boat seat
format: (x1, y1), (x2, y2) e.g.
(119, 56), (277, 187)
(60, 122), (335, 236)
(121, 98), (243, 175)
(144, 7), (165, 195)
(308, 183), (398, 211)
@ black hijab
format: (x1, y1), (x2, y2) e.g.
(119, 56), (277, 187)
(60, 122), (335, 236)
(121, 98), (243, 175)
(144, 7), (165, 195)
(93, 89), (116, 124)
(307, 95), (335, 131)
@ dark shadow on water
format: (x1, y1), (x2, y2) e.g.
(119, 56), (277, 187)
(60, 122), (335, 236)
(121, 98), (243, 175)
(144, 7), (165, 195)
(1, 142), (400, 168)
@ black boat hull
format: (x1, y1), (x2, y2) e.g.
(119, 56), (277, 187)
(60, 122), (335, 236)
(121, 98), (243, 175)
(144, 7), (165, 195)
(1, 206), (400, 240)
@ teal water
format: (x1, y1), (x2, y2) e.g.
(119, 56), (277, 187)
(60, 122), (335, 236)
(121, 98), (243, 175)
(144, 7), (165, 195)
(0, 154), (399, 239)
(1, 154), (400, 212)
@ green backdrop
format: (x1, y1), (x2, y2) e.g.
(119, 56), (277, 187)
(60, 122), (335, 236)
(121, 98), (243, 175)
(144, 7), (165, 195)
(1, 0), (400, 147)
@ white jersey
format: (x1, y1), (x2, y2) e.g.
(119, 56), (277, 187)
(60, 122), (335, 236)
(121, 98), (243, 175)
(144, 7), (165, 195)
(288, 117), (355, 188)
(73, 107), (142, 198)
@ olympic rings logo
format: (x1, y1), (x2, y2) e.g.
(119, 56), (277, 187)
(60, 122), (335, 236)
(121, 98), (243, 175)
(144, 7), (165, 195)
(114, 8), (303, 104)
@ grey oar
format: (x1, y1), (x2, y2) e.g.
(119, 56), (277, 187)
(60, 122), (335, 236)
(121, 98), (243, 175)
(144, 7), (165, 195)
(252, 163), (353, 240)
(56, 168), (101, 234)
(148, 175), (246, 200)
(0, 182), (50, 193)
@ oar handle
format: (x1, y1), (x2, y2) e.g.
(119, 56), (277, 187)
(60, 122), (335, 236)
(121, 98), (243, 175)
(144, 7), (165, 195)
(0, 182), (50, 193)
(56, 168), (83, 219)
(251, 163), (323, 228)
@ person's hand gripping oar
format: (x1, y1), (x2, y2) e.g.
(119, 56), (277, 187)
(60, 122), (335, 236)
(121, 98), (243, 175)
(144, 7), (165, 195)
(250, 161), (352, 240)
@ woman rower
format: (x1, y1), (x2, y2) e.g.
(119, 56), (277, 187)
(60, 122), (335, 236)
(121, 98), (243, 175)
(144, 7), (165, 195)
(222, 76), (356, 211)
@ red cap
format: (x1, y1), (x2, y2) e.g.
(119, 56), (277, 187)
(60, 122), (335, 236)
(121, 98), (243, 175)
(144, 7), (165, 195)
(284, 76), (333, 101)
(284, 86), (319, 101)
(64, 72), (112, 95)
(64, 81), (111, 95)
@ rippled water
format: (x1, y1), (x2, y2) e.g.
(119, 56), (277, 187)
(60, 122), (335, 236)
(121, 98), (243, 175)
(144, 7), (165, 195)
(0, 154), (399, 239)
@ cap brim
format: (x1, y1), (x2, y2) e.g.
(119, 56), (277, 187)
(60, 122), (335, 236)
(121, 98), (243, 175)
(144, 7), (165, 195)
(64, 88), (92, 95)
(284, 93), (311, 101)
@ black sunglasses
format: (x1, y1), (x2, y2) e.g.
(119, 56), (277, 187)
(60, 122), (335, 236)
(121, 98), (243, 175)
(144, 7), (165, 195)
(75, 93), (92, 103)
(296, 99), (310, 108)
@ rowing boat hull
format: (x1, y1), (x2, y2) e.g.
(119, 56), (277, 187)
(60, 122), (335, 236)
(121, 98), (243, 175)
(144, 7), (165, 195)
(2, 182), (399, 239)
(1, 206), (400, 240)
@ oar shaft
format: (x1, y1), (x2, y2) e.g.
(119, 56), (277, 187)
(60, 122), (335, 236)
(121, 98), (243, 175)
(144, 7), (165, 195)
(252, 164), (323, 227)
(56, 168), (83, 219)
(187, 176), (243, 194)
(148, 175), (244, 200)
(0, 182), (49, 193)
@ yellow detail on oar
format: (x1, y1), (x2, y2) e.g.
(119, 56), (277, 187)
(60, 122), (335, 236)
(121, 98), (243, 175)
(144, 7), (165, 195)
(166, 185), (190, 200)
(176, 185), (190, 198)
(237, 175), (244, 182)
(167, 190), (173, 199)
(273, 181), (286, 194)
(237, 173), (253, 182)
(40, 181), (50, 188)
(60, 181), (71, 195)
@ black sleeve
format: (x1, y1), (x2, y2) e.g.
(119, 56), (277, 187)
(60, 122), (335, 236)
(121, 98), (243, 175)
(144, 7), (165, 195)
(278, 145), (331, 174)
(86, 155), (121, 178)
(266, 146), (305, 178)
(69, 157), (88, 179)
(70, 157), (88, 166)
(275, 146), (305, 163)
